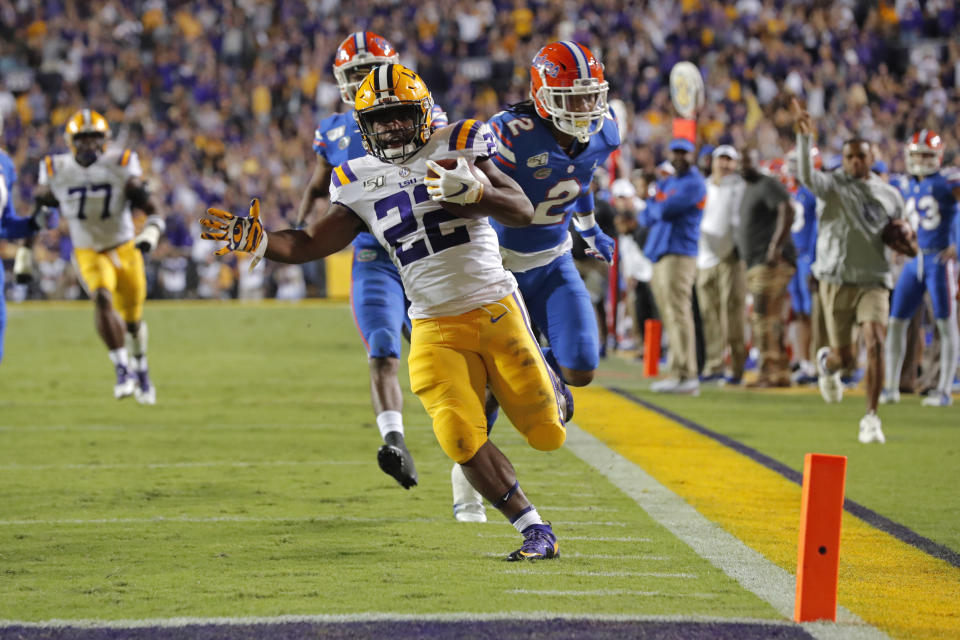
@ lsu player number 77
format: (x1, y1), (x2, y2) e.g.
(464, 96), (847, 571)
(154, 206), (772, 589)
(32, 109), (165, 403)
(201, 64), (575, 562)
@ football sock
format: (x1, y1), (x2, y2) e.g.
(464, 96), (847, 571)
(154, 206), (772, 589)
(936, 317), (959, 394)
(884, 317), (908, 391)
(510, 505), (543, 533)
(376, 410), (404, 441)
(126, 323), (149, 372)
(108, 347), (129, 370)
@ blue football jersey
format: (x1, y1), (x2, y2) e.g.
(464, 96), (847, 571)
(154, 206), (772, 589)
(487, 105), (620, 255)
(789, 184), (818, 259)
(313, 105), (448, 250)
(900, 170), (960, 251)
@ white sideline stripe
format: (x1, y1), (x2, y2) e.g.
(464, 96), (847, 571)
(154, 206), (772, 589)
(563, 422), (889, 640)
(506, 588), (716, 598)
(506, 569), (697, 579)
(549, 521), (627, 527)
(0, 460), (366, 471)
(0, 612), (824, 630)
(0, 515), (442, 527)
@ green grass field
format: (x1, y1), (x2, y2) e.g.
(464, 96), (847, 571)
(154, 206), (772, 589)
(0, 301), (957, 639)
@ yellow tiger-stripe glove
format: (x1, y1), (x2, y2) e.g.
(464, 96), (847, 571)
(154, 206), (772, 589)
(200, 198), (268, 270)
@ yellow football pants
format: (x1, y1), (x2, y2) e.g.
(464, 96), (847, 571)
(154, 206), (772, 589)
(408, 292), (566, 464)
(73, 240), (146, 323)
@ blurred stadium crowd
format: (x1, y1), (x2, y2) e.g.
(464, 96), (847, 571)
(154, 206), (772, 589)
(0, 0), (957, 304)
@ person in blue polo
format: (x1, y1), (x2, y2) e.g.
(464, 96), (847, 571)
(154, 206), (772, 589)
(640, 137), (707, 394)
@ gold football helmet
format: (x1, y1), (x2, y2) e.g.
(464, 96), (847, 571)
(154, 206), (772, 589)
(354, 64), (433, 163)
(64, 109), (110, 166)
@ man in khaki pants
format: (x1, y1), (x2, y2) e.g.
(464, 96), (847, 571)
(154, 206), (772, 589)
(696, 145), (747, 384)
(737, 148), (796, 387)
(640, 138), (707, 395)
(792, 99), (913, 444)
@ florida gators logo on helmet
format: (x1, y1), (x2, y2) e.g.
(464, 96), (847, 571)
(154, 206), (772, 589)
(333, 31), (400, 105)
(905, 130), (943, 177)
(530, 41), (609, 143)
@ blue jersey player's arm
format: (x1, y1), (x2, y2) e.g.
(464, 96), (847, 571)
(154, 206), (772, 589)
(296, 147), (334, 227)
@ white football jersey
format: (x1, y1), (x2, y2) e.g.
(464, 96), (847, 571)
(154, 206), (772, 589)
(39, 147), (142, 251)
(329, 119), (516, 319)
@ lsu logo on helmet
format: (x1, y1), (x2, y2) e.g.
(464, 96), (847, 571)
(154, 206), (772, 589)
(530, 41), (609, 143)
(354, 64), (434, 164)
(333, 31), (400, 105)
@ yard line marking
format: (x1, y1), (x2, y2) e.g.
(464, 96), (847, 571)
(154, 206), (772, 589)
(537, 506), (618, 512)
(477, 534), (651, 542)
(484, 552), (671, 560)
(505, 589), (717, 598)
(549, 521), (627, 527)
(566, 396), (890, 640)
(0, 514), (443, 527)
(505, 569), (697, 578)
(0, 460), (367, 471)
(0, 423), (346, 433)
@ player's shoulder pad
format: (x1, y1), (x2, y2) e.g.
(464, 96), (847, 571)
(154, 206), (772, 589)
(330, 159), (361, 189)
(602, 106), (622, 147)
(940, 166), (960, 189)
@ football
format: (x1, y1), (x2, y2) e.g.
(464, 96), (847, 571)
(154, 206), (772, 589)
(425, 157), (459, 178)
(882, 218), (918, 256)
(426, 157), (492, 219)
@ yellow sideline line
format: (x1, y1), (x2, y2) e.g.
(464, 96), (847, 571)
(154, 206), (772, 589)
(572, 386), (960, 640)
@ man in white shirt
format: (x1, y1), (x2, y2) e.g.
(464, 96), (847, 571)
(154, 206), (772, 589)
(695, 146), (747, 383)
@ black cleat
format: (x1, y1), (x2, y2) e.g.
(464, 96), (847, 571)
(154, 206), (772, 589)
(377, 443), (418, 489)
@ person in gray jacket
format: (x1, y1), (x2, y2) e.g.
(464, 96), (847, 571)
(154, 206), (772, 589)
(791, 98), (916, 444)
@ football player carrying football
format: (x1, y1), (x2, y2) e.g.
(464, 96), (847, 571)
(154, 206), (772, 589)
(202, 65), (571, 562)
(882, 131), (959, 407)
(32, 109), (165, 403)
(296, 32), (448, 493)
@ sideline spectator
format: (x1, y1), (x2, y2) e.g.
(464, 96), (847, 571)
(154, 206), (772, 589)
(611, 179), (657, 352)
(738, 147), (796, 388)
(696, 145), (747, 384)
(642, 138), (706, 395)
(792, 99), (912, 444)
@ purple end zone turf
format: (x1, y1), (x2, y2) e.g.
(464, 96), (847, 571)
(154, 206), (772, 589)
(2, 619), (815, 640)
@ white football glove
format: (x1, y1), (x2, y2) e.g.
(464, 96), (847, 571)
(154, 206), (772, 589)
(135, 215), (166, 253)
(13, 246), (33, 284)
(424, 157), (484, 205)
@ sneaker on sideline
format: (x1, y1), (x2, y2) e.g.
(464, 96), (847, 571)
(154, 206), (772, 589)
(921, 391), (953, 407)
(879, 388), (900, 405)
(858, 413), (886, 444)
(816, 347), (843, 403)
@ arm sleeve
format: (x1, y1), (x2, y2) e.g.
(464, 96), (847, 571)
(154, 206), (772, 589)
(572, 191), (594, 216)
(796, 133), (833, 198)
